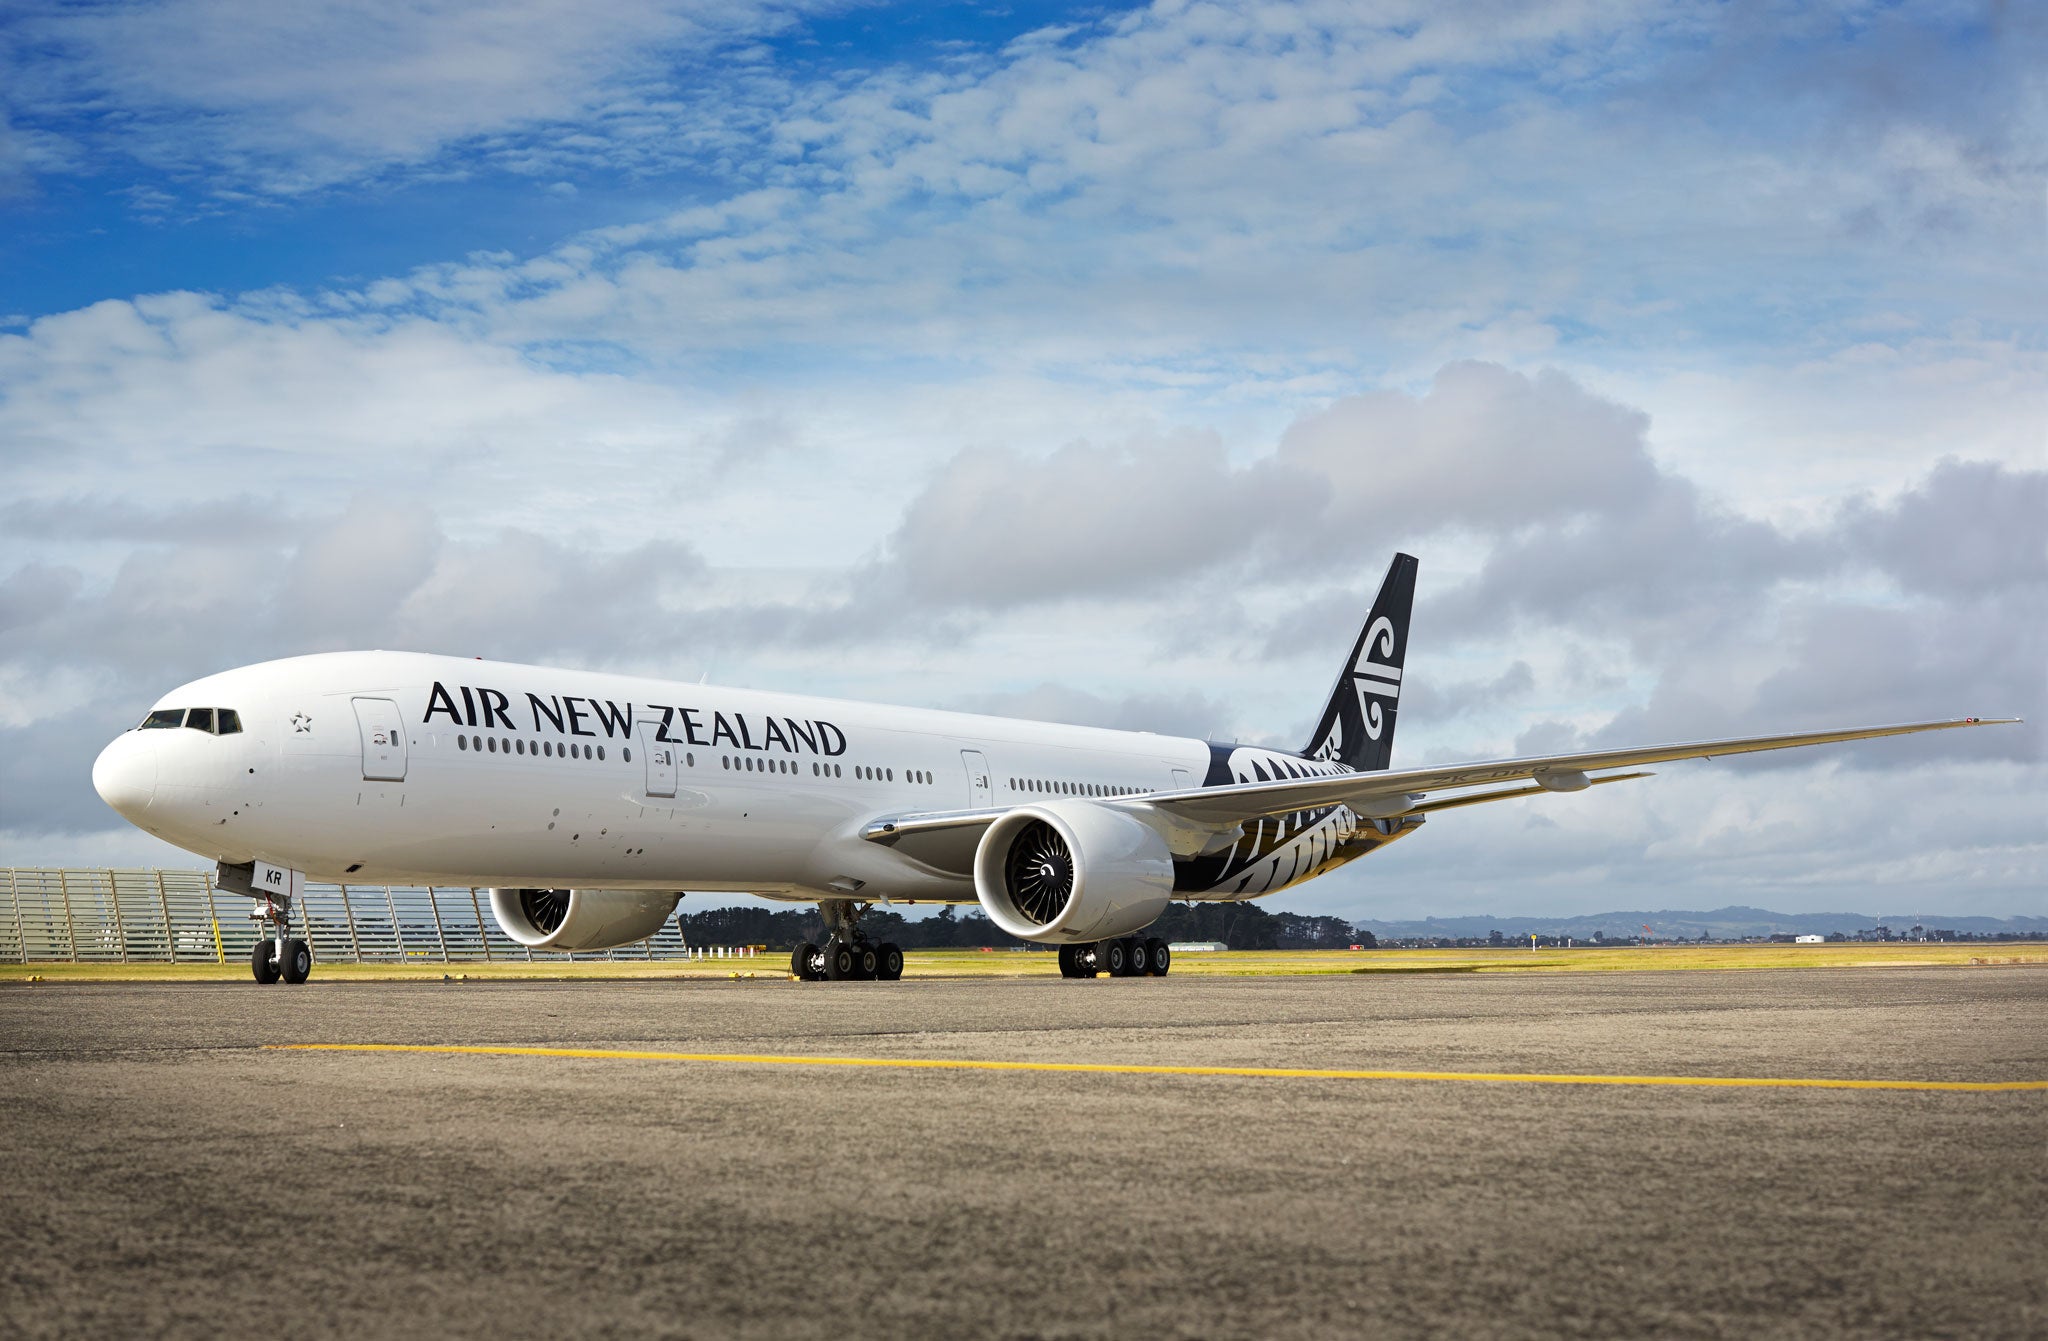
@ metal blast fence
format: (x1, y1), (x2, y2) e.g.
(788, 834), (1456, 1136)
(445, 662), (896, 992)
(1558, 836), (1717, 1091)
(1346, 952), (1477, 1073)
(1, 869), (698, 964)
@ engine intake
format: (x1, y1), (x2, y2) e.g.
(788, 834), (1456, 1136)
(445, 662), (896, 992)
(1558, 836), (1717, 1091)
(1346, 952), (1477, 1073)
(489, 887), (681, 951)
(974, 801), (1172, 944)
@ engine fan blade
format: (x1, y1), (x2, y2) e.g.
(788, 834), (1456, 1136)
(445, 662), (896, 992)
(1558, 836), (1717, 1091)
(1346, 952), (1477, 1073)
(520, 888), (570, 935)
(1005, 822), (1074, 925)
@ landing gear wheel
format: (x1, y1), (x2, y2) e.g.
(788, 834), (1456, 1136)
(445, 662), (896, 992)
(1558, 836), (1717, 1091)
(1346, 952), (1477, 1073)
(855, 943), (880, 980)
(1059, 943), (1103, 978)
(826, 942), (859, 980)
(1102, 938), (1130, 977)
(250, 939), (280, 984)
(1129, 938), (1151, 976)
(1145, 937), (1171, 977)
(876, 943), (904, 981)
(792, 942), (821, 981)
(280, 938), (312, 984)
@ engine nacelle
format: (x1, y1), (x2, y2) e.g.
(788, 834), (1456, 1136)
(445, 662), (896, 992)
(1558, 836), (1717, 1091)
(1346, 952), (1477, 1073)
(488, 887), (681, 951)
(973, 800), (1173, 944)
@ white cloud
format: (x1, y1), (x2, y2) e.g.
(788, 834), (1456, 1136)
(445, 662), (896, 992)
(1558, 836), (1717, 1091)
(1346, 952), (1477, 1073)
(11, 0), (828, 192)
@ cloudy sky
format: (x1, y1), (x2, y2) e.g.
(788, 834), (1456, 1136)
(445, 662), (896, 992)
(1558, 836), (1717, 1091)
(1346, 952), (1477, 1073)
(3, 0), (2041, 919)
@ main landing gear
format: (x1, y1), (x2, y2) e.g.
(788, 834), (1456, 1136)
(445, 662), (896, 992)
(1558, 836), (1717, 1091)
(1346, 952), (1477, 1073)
(1059, 937), (1172, 978)
(791, 900), (904, 982)
(249, 893), (312, 985)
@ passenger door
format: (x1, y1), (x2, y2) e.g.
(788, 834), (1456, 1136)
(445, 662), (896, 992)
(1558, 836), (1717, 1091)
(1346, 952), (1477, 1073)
(960, 749), (993, 807)
(353, 698), (408, 782)
(638, 720), (677, 798)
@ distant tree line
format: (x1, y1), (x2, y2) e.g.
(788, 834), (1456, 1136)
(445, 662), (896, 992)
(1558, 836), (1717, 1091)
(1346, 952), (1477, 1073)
(675, 901), (1374, 951)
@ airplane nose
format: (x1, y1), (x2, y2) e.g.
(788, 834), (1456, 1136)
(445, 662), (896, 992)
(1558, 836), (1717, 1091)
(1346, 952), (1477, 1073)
(92, 733), (157, 820)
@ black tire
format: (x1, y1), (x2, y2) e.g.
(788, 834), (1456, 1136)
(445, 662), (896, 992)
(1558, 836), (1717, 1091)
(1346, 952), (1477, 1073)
(876, 942), (904, 981)
(826, 942), (858, 980)
(792, 942), (818, 980)
(855, 943), (880, 980)
(250, 938), (280, 984)
(1129, 938), (1150, 976)
(1102, 937), (1129, 977)
(1057, 944), (1079, 978)
(281, 938), (312, 984)
(1145, 937), (1171, 977)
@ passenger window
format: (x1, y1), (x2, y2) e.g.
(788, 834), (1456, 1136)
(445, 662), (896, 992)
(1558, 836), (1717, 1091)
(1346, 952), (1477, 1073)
(140, 709), (184, 730)
(624, 747), (633, 763)
(186, 708), (215, 733)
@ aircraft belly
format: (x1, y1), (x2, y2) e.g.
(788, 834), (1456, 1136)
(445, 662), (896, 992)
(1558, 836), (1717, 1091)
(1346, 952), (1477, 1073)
(243, 747), (866, 890)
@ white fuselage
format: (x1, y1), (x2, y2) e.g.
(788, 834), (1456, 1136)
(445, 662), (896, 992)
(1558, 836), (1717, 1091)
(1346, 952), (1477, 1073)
(92, 651), (1215, 901)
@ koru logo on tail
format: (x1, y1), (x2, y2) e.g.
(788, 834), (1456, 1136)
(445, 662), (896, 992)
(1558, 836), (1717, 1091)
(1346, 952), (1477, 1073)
(1351, 616), (1402, 741)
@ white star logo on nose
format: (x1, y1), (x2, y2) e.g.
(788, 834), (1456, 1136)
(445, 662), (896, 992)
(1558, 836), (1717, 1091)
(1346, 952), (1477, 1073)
(291, 713), (312, 733)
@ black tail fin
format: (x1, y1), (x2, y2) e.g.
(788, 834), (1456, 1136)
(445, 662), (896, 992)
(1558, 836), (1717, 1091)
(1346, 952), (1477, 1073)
(1301, 553), (1417, 772)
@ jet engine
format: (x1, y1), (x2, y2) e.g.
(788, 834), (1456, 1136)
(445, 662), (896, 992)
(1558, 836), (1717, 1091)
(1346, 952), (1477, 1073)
(973, 800), (1173, 944)
(488, 887), (681, 952)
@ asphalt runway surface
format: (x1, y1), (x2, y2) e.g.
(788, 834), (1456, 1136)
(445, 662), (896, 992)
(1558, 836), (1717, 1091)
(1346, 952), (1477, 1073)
(4, 968), (2043, 1339)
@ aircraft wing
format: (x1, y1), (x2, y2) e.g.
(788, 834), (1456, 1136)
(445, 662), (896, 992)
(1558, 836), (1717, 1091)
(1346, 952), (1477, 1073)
(863, 716), (2018, 870)
(1140, 716), (2019, 827)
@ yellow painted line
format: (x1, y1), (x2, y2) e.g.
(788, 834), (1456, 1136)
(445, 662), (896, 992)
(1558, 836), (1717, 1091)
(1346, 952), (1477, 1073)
(263, 1044), (2048, 1093)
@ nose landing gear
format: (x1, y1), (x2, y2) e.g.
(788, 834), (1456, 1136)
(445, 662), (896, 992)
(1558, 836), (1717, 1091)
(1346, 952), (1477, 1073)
(248, 892), (312, 984)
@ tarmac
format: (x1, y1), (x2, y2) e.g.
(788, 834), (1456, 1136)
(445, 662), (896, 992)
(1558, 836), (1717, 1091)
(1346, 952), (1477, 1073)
(3, 966), (2043, 1338)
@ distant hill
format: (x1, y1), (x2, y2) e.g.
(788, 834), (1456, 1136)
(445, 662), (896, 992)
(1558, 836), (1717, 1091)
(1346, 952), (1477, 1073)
(1350, 905), (2048, 941)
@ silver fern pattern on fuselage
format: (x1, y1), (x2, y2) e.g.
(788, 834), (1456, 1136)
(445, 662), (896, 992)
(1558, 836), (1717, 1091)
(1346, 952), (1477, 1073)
(1171, 743), (1394, 897)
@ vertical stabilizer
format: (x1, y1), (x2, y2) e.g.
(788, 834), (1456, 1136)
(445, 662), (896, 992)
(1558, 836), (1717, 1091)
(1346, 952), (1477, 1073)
(1301, 554), (1417, 772)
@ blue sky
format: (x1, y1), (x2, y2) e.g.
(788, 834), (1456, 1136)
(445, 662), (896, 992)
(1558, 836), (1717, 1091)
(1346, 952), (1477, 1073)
(2, 0), (2041, 918)
(3, 2), (1112, 314)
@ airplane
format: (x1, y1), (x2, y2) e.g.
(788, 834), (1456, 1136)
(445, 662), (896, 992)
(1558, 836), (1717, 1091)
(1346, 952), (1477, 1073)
(90, 554), (2017, 984)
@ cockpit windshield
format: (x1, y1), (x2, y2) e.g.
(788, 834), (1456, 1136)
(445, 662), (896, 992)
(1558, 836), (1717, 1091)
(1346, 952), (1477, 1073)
(136, 707), (243, 735)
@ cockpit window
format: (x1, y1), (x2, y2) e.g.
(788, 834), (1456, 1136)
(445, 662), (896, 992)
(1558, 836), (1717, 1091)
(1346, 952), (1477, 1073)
(137, 706), (244, 734)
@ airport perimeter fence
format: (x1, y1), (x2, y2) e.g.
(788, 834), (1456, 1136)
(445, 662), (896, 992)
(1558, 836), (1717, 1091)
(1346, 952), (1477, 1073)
(0, 868), (739, 966)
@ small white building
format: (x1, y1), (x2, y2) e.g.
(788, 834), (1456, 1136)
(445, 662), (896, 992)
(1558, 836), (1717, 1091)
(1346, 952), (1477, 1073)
(1169, 941), (1230, 952)
(1794, 934), (1824, 944)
